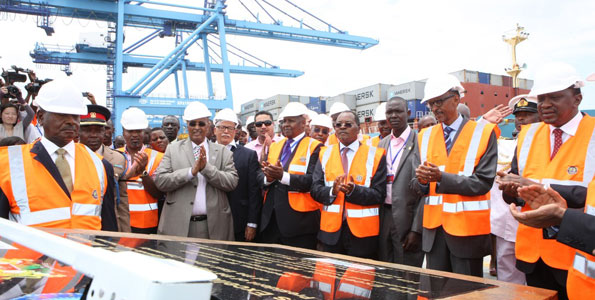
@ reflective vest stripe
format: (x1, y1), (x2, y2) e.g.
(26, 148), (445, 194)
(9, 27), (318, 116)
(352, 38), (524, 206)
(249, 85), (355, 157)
(71, 203), (101, 217)
(364, 146), (377, 188)
(419, 127), (433, 164)
(346, 208), (379, 218)
(10, 207), (71, 226)
(442, 200), (490, 213)
(129, 203), (158, 212)
(324, 181), (334, 187)
(573, 253), (595, 279)
(323, 204), (341, 213)
(541, 178), (590, 188)
(462, 122), (487, 176)
(287, 164), (306, 173)
(338, 282), (372, 298)
(127, 181), (145, 190)
(84, 146), (105, 201)
(146, 149), (159, 173)
(7, 146), (30, 214)
(584, 127), (595, 183)
(518, 123), (540, 175)
(320, 145), (334, 172)
(586, 205), (595, 216)
(424, 195), (443, 205)
(310, 281), (332, 293)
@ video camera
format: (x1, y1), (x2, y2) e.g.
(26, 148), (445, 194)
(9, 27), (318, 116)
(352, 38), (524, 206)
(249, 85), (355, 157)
(1, 65), (29, 84)
(25, 78), (53, 95)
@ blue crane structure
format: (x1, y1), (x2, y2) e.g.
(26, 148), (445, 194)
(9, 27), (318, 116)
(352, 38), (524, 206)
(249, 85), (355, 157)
(0, 0), (378, 135)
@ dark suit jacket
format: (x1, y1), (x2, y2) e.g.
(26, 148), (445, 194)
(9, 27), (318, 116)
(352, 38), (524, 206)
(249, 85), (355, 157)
(558, 208), (595, 254)
(0, 141), (117, 231)
(412, 118), (498, 258)
(227, 144), (263, 235)
(260, 136), (322, 238)
(378, 130), (424, 241)
(310, 143), (387, 245)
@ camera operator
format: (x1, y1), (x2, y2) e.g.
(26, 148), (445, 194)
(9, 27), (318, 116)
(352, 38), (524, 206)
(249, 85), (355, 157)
(0, 83), (35, 141)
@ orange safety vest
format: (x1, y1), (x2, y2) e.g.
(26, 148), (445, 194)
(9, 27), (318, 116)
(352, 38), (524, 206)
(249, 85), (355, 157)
(318, 143), (384, 238)
(334, 266), (375, 299)
(276, 272), (311, 293)
(310, 261), (336, 300)
(418, 121), (495, 236)
(566, 180), (595, 300)
(266, 136), (322, 212)
(0, 143), (105, 230)
(515, 116), (595, 270)
(367, 136), (381, 147)
(119, 147), (163, 229)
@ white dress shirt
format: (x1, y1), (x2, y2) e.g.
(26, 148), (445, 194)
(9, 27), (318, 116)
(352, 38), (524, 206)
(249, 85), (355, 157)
(186, 139), (209, 215)
(40, 137), (75, 184)
(385, 126), (411, 204)
(549, 112), (582, 156)
(264, 132), (306, 186)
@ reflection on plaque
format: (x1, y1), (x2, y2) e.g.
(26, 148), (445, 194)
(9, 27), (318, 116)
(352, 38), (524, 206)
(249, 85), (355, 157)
(1, 233), (496, 299)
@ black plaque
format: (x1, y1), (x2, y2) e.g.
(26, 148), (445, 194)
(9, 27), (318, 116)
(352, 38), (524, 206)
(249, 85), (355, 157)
(0, 233), (495, 299)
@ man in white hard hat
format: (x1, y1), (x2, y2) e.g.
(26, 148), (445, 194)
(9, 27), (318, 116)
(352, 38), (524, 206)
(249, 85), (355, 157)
(118, 107), (164, 234)
(213, 108), (262, 242)
(260, 102), (322, 249)
(369, 102), (391, 147)
(497, 62), (591, 299)
(155, 102), (238, 240)
(0, 78), (110, 230)
(309, 113), (333, 144)
(413, 73), (498, 277)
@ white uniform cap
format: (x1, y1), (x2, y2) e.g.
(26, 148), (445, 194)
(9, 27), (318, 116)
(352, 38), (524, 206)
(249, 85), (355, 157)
(183, 101), (211, 121)
(374, 102), (387, 121)
(310, 113), (333, 129)
(121, 107), (149, 130)
(280, 102), (309, 118)
(586, 73), (595, 81)
(508, 94), (538, 109)
(529, 62), (585, 97)
(35, 78), (88, 115)
(214, 108), (238, 125)
(246, 115), (255, 126)
(421, 73), (465, 104)
(305, 109), (318, 121)
(329, 102), (351, 116)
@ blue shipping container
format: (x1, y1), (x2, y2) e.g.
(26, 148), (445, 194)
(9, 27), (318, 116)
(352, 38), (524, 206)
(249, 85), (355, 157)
(478, 72), (490, 84)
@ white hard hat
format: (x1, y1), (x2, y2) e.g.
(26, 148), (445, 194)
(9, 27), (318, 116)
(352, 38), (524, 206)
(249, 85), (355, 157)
(329, 102), (350, 116)
(374, 102), (387, 121)
(120, 107), (148, 130)
(241, 126), (248, 133)
(587, 73), (595, 81)
(35, 78), (88, 115)
(183, 101), (211, 121)
(214, 108), (238, 125)
(305, 109), (318, 121)
(421, 73), (465, 104)
(310, 113), (333, 129)
(280, 102), (309, 118)
(529, 62), (585, 97)
(246, 115), (255, 126)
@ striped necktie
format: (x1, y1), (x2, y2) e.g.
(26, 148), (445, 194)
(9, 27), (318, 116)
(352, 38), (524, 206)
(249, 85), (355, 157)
(444, 126), (454, 152)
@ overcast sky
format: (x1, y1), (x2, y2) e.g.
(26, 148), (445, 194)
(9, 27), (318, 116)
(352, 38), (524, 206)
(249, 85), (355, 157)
(1, 0), (594, 111)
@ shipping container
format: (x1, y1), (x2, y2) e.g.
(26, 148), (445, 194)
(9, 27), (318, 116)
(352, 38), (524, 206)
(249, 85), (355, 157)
(518, 78), (533, 90)
(356, 102), (381, 123)
(344, 83), (395, 106)
(478, 72), (490, 84)
(407, 99), (430, 122)
(241, 99), (260, 114)
(450, 70), (479, 83)
(327, 94), (357, 111)
(387, 81), (425, 100)
(502, 76), (513, 87)
(490, 74), (503, 86)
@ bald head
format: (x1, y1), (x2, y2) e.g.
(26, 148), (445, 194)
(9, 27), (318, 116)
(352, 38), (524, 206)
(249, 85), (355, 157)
(457, 103), (470, 119)
(418, 115), (437, 129)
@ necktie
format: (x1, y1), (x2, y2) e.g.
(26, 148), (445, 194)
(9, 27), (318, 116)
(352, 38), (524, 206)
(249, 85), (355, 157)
(55, 149), (73, 194)
(444, 126), (454, 152)
(341, 147), (350, 176)
(551, 128), (563, 159)
(193, 145), (200, 160)
(280, 138), (294, 167)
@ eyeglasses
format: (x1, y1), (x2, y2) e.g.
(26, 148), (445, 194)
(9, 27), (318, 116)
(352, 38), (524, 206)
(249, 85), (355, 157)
(426, 94), (455, 108)
(312, 127), (329, 134)
(188, 120), (207, 128)
(216, 125), (235, 132)
(335, 122), (354, 128)
(255, 120), (273, 127)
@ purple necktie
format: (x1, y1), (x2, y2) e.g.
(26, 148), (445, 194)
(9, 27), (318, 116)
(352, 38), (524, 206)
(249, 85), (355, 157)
(341, 147), (349, 175)
(280, 138), (294, 167)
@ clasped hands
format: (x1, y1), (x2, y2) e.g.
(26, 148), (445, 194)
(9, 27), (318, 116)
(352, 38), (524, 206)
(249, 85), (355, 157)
(191, 146), (207, 176)
(261, 160), (284, 182)
(415, 161), (442, 184)
(331, 175), (355, 196)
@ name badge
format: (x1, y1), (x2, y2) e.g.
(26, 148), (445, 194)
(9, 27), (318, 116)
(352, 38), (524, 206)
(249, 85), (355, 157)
(387, 173), (394, 184)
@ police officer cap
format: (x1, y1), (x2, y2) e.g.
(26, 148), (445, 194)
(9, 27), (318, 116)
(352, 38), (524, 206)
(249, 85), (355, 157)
(81, 105), (111, 126)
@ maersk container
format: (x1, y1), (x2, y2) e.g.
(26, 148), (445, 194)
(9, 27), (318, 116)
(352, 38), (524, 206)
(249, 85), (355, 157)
(450, 70), (479, 83)
(478, 72), (490, 84)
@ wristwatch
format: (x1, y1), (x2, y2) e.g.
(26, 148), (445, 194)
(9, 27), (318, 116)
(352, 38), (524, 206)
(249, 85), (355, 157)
(140, 170), (149, 177)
